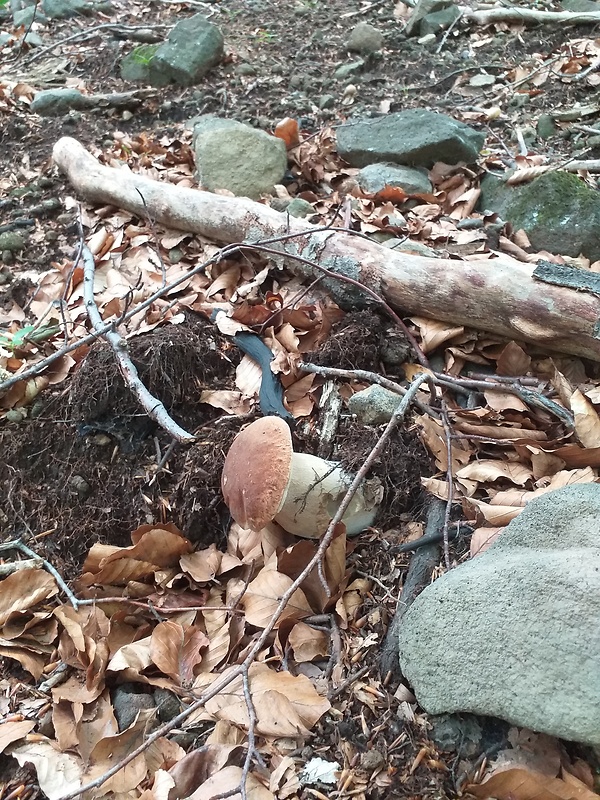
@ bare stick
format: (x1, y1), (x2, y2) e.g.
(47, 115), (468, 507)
(81, 245), (194, 443)
(463, 6), (600, 26)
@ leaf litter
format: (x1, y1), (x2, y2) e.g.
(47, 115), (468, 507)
(3, 21), (600, 796)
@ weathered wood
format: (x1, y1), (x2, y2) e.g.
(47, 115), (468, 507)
(53, 137), (600, 362)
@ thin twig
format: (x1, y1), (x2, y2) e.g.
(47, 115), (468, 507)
(328, 664), (371, 700)
(440, 400), (454, 571)
(81, 245), (195, 443)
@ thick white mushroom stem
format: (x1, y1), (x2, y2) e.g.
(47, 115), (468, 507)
(275, 453), (381, 538)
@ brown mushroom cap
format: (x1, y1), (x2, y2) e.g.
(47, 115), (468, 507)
(221, 416), (293, 531)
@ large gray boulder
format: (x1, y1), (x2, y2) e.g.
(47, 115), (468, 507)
(151, 14), (223, 87)
(192, 116), (287, 200)
(398, 485), (600, 745)
(479, 170), (600, 262)
(337, 110), (484, 169)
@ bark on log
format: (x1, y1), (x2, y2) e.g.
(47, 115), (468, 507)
(462, 7), (600, 26)
(53, 137), (600, 362)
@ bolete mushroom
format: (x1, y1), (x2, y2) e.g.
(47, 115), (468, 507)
(221, 416), (381, 539)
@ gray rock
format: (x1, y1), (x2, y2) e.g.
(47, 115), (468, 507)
(286, 198), (315, 218)
(120, 45), (169, 86)
(0, 232), (25, 253)
(337, 110), (485, 168)
(41, 0), (111, 18)
(153, 688), (182, 723)
(419, 5), (463, 36)
(345, 22), (384, 54)
(334, 60), (364, 79)
(235, 62), (257, 76)
(347, 384), (403, 425)
(405, 0), (454, 36)
(152, 14), (224, 87)
(357, 162), (432, 195)
(112, 683), (156, 731)
(561, 0), (599, 10)
(536, 114), (558, 140)
(193, 115), (287, 199)
(13, 6), (49, 25)
(30, 88), (93, 115)
(398, 485), (600, 745)
(318, 94), (335, 110)
(479, 170), (600, 262)
(431, 715), (483, 756)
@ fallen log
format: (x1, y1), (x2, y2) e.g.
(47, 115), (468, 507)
(53, 137), (600, 362)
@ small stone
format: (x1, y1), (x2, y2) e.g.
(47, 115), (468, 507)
(286, 197), (315, 218)
(360, 749), (385, 772)
(357, 162), (432, 195)
(235, 62), (257, 76)
(536, 114), (558, 140)
(381, 334), (411, 367)
(154, 688), (182, 722)
(334, 60), (364, 80)
(469, 73), (496, 87)
(346, 22), (384, 54)
(5, 409), (25, 423)
(318, 94), (335, 109)
(348, 384), (403, 425)
(112, 684), (155, 731)
(0, 232), (25, 253)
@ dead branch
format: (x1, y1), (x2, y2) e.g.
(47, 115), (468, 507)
(52, 137), (600, 362)
(463, 6), (600, 26)
(81, 245), (195, 443)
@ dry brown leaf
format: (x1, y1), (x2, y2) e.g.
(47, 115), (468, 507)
(570, 389), (600, 448)
(150, 621), (209, 685)
(496, 341), (531, 376)
(108, 636), (152, 674)
(202, 663), (330, 738)
(470, 527), (503, 556)
(0, 720), (36, 754)
(274, 117), (300, 149)
(484, 389), (529, 413)
(199, 390), (253, 415)
(180, 544), (222, 584)
(288, 621), (329, 662)
(188, 765), (274, 800)
(0, 569), (58, 626)
(11, 738), (83, 800)
(0, 644), (48, 679)
(168, 744), (243, 799)
(467, 767), (600, 800)
(421, 476), (450, 500)
(416, 414), (471, 473)
(83, 713), (151, 794)
(242, 568), (313, 628)
(456, 460), (532, 486)
(409, 317), (464, 353)
(235, 354), (262, 398)
(103, 529), (193, 569)
(468, 499), (522, 526)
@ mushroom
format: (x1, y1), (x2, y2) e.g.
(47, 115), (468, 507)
(221, 416), (381, 539)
